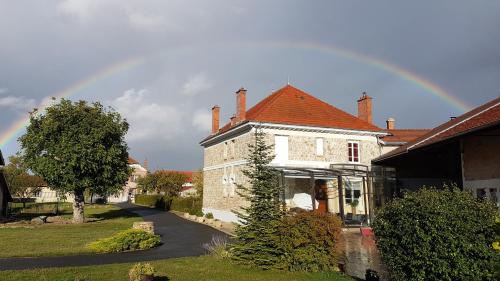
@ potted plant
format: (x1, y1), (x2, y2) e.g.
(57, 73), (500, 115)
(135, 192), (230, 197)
(349, 199), (359, 219)
(129, 263), (155, 281)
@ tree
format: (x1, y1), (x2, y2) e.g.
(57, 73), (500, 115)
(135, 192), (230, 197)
(3, 155), (46, 207)
(19, 99), (130, 223)
(192, 170), (203, 198)
(231, 128), (284, 269)
(137, 171), (188, 197)
(156, 171), (188, 197)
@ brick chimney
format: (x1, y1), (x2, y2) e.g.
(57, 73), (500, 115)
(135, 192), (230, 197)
(386, 118), (395, 130)
(230, 115), (236, 127)
(235, 87), (246, 122)
(357, 92), (373, 124)
(211, 105), (220, 134)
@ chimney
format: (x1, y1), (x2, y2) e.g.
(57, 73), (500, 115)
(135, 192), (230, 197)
(386, 118), (395, 130)
(357, 92), (373, 124)
(235, 87), (247, 122)
(230, 115), (236, 126)
(211, 105), (220, 134)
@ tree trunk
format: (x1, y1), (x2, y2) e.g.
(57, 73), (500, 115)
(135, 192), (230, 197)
(73, 190), (85, 224)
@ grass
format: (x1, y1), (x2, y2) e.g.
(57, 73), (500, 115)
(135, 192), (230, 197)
(0, 204), (141, 258)
(0, 256), (356, 281)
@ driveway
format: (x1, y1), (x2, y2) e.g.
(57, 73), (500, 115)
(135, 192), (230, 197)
(0, 203), (228, 271)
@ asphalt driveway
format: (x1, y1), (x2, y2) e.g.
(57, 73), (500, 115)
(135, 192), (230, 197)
(0, 202), (227, 271)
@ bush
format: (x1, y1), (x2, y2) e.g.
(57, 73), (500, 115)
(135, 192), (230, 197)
(88, 229), (161, 253)
(129, 263), (155, 281)
(134, 194), (172, 210)
(277, 211), (343, 272)
(205, 212), (214, 219)
(171, 197), (202, 216)
(373, 188), (498, 281)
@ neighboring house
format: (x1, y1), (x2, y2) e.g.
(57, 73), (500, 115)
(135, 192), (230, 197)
(373, 97), (500, 206)
(0, 150), (13, 217)
(200, 85), (427, 222)
(108, 157), (148, 203)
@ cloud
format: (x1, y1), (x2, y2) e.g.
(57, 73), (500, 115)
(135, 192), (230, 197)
(181, 73), (214, 96)
(57, 0), (104, 22)
(112, 89), (185, 142)
(0, 91), (37, 111)
(127, 11), (170, 32)
(192, 109), (212, 132)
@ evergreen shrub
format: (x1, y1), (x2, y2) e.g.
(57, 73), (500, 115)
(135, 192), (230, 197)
(373, 188), (498, 281)
(278, 211), (343, 272)
(88, 229), (161, 253)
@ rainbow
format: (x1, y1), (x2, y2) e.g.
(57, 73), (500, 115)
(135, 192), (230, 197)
(0, 56), (146, 148)
(0, 41), (472, 149)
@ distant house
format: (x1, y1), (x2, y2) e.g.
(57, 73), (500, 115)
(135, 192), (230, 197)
(200, 85), (427, 222)
(0, 150), (13, 217)
(107, 157), (148, 202)
(373, 97), (500, 205)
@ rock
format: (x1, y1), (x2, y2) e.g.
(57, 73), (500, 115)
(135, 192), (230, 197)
(31, 217), (45, 225)
(196, 217), (205, 223)
(46, 216), (64, 223)
(133, 221), (155, 234)
(214, 221), (223, 228)
(205, 218), (214, 225)
(183, 212), (190, 218)
(189, 215), (197, 220)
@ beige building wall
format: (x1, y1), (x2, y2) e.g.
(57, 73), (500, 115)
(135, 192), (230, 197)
(203, 127), (385, 222)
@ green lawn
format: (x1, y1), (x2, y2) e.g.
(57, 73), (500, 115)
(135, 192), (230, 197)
(0, 204), (141, 258)
(0, 256), (356, 281)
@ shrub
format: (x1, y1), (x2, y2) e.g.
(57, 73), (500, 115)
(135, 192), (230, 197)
(134, 194), (172, 210)
(205, 212), (214, 219)
(88, 229), (161, 253)
(373, 188), (498, 281)
(171, 197), (202, 216)
(203, 235), (231, 259)
(129, 263), (155, 281)
(277, 211), (344, 272)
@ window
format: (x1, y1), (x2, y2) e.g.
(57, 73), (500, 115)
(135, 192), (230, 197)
(345, 179), (362, 204)
(348, 141), (360, 163)
(274, 135), (289, 163)
(230, 139), (236, 159)
(315, 138), (324, 156)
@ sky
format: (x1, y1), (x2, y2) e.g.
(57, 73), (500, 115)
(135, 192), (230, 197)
(0, 1), (499, 170)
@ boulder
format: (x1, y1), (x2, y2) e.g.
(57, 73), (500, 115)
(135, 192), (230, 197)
(133, 221), (155, 234)
(46, 216), (65, 223)
(196, 217), (205, 223)
(205, 218), (214, 225)
(183, 213), (190, 218)
(31, 216), (46, 225)
(189, 215), (197, 220)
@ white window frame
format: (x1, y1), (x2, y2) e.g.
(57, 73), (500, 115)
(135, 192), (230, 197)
(347, 141), (360, 163)
(315, 138), (324, 156)
(344, 178), (362, 204)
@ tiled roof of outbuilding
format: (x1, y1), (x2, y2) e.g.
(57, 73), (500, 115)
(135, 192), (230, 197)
(374, 97), (500, 162)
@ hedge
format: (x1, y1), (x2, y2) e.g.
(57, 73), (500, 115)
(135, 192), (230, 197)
(373, 188), (498, 281)
(88, 229), (161, 253)
(134, 194), (201, 216)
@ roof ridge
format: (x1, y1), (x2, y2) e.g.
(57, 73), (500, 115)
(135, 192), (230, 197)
(250, 86), (289, 118)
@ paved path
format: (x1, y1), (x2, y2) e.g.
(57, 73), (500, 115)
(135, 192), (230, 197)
(0, 203), (227, 271)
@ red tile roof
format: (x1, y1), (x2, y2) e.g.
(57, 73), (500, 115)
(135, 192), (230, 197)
(381, 129), (431, 143)
(204, 85), (384, 141)
(128, 157), (139, 165)
(158, 170), (194, 183)
(374, 97), (500, 162)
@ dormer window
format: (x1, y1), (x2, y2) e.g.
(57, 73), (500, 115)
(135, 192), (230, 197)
(348, 141), (360, 163)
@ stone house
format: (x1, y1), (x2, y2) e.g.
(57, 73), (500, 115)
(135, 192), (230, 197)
(0, 150), (13, 217)
(373, 97), (500, 206)
(200, 85), (427, 222)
